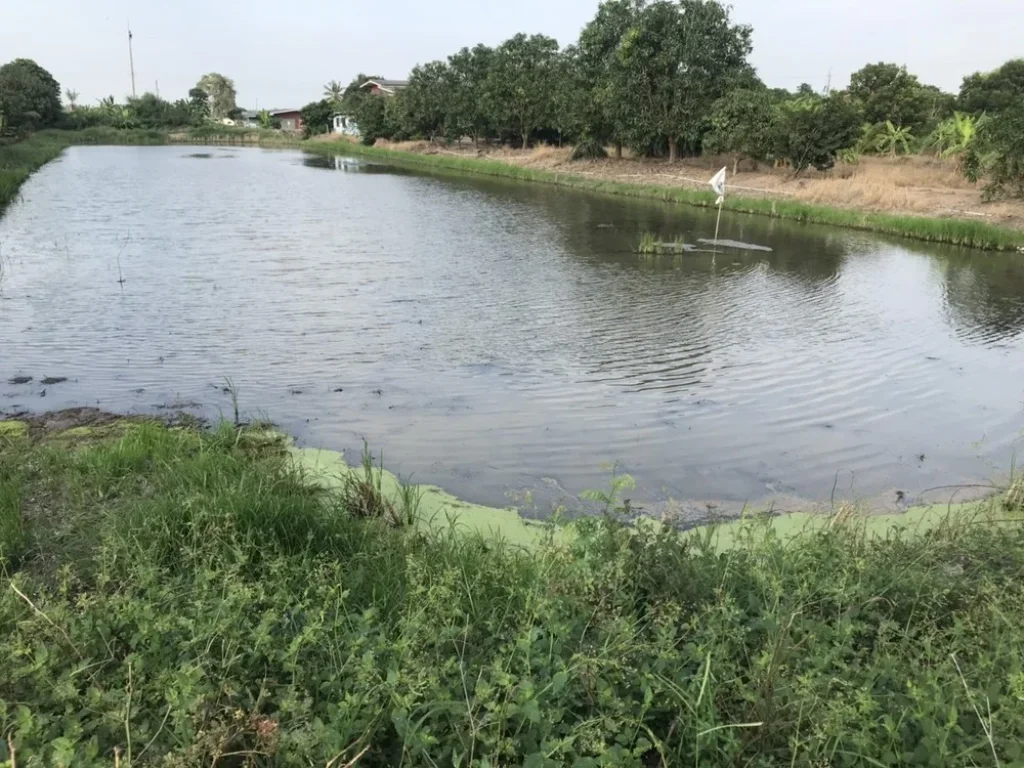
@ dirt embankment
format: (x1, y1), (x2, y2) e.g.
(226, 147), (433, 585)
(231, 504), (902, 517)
(331, 137), (1024, 231)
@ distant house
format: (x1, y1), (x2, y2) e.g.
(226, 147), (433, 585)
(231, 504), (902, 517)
(332, 114), (359, 136)
(359, 79), (409, 96)
(238, 110), (260, 127)
(270, 109), (303, 133)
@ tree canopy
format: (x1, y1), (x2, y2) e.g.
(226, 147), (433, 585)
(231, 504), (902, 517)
(0, 59), (61, 130)
(958, 59), (1024, 115)
(196, 73), (237, 120)
(614, 0), (753, 160)
(847, 62), (947, 132)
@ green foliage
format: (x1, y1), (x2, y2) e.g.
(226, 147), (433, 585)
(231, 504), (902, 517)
(928, 111), (986, 158)
(446, 46), (494, 144)
(775, 94), (861, 173)
(615, 0), (753, 160)
(958, 58), (1024, 115)
(4, 422), (1024, 765)
(575, 0), (638, 150)
(977, 103), (1024, 200)
(484, 33), (560, 147)
(127, 92), (194, 129)
(705, 87), (776, 169)
(196, 73), (237, 120)
(299, 99), (333, 138)
(874, 120), (916, 156)
(353, 93), (408, 146)
(323, 79), (344, 110)
(846, 62), (948, 133)
(0, 59), (61, 131)
(404, 60), (452, 141)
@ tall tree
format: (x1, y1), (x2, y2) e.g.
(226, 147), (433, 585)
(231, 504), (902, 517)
(705, 87), (777, 172)
(483, 33), (560, 148)
(447, 45), (494, 146)
(958, 59), (1024, 115)
(187, 87), (210, 121)
(300, 99), (334, 137)
(976, 102), (1024, 200)
(846, 62), (942, 132)
(0, 59), (61, 129)
(405, 61), (451, 141)
(615, 0), (753, 161)
(576, 0), (641, 156)
(196, 73), (237, 119)
(64, 88), (79, 111)
(340, 73), (381, 115)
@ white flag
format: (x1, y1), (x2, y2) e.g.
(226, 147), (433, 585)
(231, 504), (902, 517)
(709, 166), (727, 205)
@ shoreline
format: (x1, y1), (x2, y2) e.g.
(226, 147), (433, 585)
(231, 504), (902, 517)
(4, 130), (1024, 250)
(0, 409), (1009, 543)
(305, 138), (1024, 252)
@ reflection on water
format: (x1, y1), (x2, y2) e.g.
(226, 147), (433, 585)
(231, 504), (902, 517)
(1, 145), (1022, 516)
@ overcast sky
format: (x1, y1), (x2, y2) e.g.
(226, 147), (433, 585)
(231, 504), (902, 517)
(1, 0), (1018, 109)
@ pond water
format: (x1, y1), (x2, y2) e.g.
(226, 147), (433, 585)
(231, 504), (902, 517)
(2, 146), (1023, 518)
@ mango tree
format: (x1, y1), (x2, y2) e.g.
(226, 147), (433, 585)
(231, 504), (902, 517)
(614, 0), (752, 161)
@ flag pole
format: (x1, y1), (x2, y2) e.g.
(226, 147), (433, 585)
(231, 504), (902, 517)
(713, 197), (723, 253)
(708, 166), (727, 267)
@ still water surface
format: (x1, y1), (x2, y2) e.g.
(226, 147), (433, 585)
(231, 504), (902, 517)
(1, 146), (1023, 516)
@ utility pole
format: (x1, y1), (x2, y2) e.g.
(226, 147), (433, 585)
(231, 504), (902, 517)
(824, 68), (832, 97)
(127, 23), (137, 98)
(155, 80), (160, 98)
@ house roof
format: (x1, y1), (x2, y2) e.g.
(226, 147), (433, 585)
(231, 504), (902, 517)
(359, 79), (409, 94)
(268, 108), (301, 116)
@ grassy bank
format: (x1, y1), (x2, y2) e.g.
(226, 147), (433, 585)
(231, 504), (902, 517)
(309, 141), (1024, 252)
(3, 415), (1024, 766)
(0, 133), (74, 212)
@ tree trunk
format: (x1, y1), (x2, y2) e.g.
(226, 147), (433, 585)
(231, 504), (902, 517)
(668, 136), (678, 162)
(615, 142), (622, 159)
(521, 122), (529, 150)
(733, 155), (739, 176)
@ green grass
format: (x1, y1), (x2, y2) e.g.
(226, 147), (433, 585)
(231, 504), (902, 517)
(3, 418), (1024, 765)
(0, 133), (74, 212)
(637, 231), (688, 257)
(309, 142), (1024, 252)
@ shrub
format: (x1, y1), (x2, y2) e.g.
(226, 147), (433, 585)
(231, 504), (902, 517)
(775, 94), (861, 173)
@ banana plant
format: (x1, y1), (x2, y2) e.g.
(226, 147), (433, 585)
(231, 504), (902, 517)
(874, 120), (915, 156)
(258, 109), (272, 129)
(116, 105), (137, 130)
(929, 111), (987, 158)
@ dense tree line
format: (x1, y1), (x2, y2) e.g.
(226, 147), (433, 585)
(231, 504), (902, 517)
(0, 61), (239, 134)
(295, 0), (1024, 197)
(3, 1), (1024, 200)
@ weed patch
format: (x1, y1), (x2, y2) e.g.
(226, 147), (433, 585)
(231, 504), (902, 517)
(1, 418), (1024, 765)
